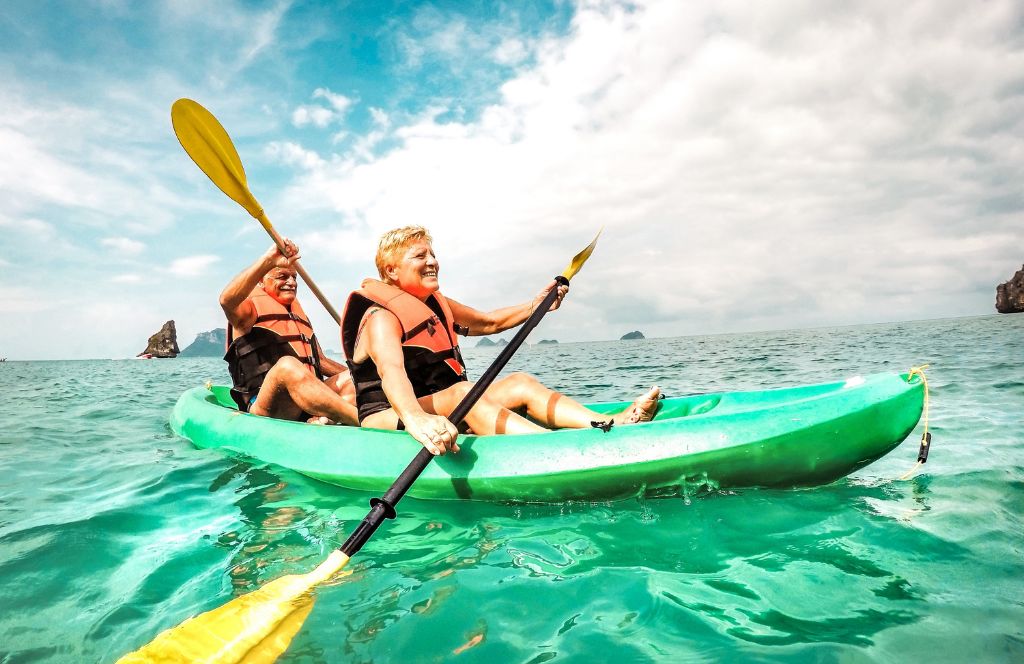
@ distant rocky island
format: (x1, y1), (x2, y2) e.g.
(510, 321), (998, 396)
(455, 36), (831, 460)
(138, 321), (179, 358)
(138, 324), (229, 358)
(476, 337), (509, 347)
(180, 328), (227, 357)
(996, 265), (1024, 313)
(620, 330), (646, 340)
(537, 339), (558, 345)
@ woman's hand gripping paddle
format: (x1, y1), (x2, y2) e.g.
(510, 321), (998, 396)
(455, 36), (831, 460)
(118, 231), (600, 663)
(170, 98), (340, 324)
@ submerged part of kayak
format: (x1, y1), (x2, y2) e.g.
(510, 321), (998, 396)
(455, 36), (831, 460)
(169, 372), (923, 502)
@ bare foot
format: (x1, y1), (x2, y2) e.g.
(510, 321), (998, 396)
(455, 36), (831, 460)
(613, 386), (661, 425)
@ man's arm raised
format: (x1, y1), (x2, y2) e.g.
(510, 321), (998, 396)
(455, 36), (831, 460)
(219, 240), (299, 332)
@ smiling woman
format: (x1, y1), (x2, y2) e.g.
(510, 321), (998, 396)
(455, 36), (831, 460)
(340, 225), (661, 455)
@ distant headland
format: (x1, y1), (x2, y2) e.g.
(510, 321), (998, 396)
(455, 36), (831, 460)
(620, 330), (646, 340)
(476, 337), (509, 348)
(180, 328), (227, 357)
(996, 265), (1024, 313)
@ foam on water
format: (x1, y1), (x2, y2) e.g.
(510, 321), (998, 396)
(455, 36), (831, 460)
(1, 314), (1022, 662)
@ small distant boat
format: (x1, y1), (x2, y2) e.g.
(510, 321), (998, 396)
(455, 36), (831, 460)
(135, 353), (155, 360)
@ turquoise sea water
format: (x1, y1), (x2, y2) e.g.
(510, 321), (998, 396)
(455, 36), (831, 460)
(1, 314), (1022, 662)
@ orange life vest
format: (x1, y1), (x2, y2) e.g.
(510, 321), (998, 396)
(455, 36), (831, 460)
(224, 287), (322, 411)
(341, 279), (467, 422)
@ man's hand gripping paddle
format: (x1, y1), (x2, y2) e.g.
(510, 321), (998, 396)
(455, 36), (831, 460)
(170, 98), (340, 323)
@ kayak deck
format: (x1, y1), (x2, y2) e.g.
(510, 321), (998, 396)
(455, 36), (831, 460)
(170, 372), (924, 502)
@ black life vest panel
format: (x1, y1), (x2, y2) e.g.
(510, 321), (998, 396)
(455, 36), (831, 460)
(341, 279), (467, 422)
(224, 288), (323, 410)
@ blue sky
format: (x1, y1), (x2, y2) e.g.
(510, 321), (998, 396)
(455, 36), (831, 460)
(1, 0), (1021, 360)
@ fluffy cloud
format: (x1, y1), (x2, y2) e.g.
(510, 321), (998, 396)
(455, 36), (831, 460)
(292, 87), (354, 128)
(102, 237), (145, 255)
(277, 0), (1023, 337)
(168, 255), (221, 277)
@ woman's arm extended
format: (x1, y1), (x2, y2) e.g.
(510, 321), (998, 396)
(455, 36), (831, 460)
(447, 280), (568, 336)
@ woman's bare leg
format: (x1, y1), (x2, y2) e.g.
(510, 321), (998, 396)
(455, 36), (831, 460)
(486, 372), (660, 428)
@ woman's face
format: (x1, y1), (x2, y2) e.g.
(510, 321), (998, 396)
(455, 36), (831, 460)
(387, 239), (439, 299)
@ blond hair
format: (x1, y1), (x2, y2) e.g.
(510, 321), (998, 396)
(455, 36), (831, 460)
(375, 225), (433, 282)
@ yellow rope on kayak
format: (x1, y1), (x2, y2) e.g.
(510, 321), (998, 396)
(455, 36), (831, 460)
(898, 364), (931, 480)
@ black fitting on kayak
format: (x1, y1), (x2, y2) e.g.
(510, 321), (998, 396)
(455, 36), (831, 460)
(591, 420), (614, 433)
(917, 431), (932, 464)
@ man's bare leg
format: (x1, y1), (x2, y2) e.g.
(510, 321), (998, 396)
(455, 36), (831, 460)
(361, 381), (546, 435)
(486, 372), (660, 428)
(250, 356), (359, 425)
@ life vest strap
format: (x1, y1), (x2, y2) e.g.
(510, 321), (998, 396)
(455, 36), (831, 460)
(403, 347), (460, 371)
(401, 316), (439, 342)
(255, 312), (313, 327)
(274, 333), (313, 343)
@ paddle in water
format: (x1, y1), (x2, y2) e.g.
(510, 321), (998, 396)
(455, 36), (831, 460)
(170, 98), (340, 323)
(118, 231), (600, 662)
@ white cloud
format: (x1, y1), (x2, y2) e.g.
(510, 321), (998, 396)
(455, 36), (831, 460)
(111, 274), (142, 283)
(277, 0), (1024, 338)
(266, 141), (325, 170)
(292, 88), (354, 128)
(292, 105), (335, 128)
(168, 254), (220, 277)
(493, 38), (528, 65)
(313, 87), (353, 113)
(0, 216), (55, 240)
(369, 108), (390, 128)
(102, 237), (145, 255)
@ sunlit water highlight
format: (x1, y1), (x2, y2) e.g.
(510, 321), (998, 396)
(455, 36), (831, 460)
(1, 314), (1022, 662)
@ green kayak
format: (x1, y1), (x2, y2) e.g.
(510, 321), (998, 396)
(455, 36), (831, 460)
(169, 372), (923, 502)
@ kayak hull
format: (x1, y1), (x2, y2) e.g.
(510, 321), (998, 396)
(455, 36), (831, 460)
(169, 372), (924, 502)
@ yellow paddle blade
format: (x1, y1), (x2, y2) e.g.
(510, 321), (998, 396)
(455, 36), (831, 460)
(561, 228), (602, 281)
(119, 550), (350, 663)
(171, 98), (264, 219)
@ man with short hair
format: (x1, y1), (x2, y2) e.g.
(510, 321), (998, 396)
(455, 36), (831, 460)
(221, 239), (358, 425)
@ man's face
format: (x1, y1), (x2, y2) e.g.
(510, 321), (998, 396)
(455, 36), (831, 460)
(263, 267), (298, 305)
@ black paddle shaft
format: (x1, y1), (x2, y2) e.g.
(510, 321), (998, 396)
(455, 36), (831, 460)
(340, 275), (569, 556)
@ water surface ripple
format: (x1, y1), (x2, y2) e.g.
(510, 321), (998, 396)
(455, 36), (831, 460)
(1, 314), (1022, 662)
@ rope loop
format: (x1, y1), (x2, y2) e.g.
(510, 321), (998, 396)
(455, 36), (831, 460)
(899, 365), (932, 480)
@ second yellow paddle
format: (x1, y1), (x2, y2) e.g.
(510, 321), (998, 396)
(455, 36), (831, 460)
(170, 98), (340, 323)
